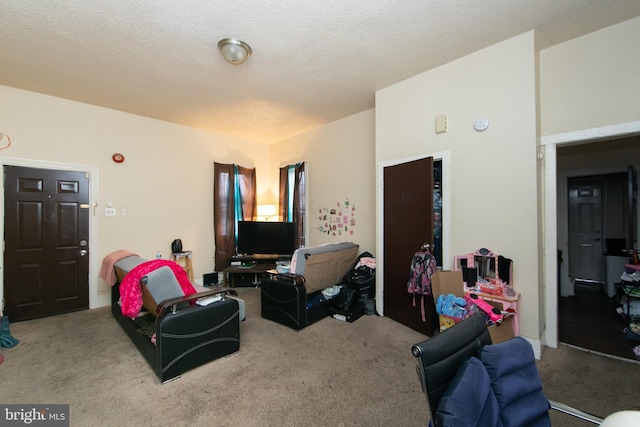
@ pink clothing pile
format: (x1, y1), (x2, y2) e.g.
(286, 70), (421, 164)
(119, 259), (196, 318)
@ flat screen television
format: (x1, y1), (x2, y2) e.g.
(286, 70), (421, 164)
(237, 221), (297, 256)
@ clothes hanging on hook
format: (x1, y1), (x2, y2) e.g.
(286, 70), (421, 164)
(407, 245), (437, 322)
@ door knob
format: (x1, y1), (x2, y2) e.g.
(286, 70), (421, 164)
(79, 249), (88, 257)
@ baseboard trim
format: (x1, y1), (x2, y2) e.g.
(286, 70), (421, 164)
(522, 335), (543, 360)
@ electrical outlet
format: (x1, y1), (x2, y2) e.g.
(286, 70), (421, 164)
(120, 208), (127, 216)
(105, 207), (117, 217)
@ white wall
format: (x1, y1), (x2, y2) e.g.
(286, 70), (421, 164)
(0, 85), (268, 309)
(540, 16), (640, 137)
(376, 33), (540, 340)
(268, 110), (376, 255)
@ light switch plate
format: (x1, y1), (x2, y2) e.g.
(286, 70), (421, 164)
(436, 115), (447, 134)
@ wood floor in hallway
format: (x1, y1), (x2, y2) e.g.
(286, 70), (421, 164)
(559, 281), (640, 361)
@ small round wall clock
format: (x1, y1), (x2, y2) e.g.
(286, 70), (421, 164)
(112, 153), (125, 163)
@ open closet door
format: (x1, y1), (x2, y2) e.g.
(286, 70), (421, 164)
(383, 157), (435, 336)
(628, 165), (637, 252)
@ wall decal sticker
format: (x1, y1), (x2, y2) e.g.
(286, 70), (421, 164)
(317, 198), (356, 236)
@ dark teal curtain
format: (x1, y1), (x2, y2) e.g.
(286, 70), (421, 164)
(279, 162), (305, 248)
(214, 163), (256, 270)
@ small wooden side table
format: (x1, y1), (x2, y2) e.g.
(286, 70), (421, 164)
(171, 251), (194, 281)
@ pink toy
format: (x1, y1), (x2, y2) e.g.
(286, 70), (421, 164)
(465, 293), (504, 324)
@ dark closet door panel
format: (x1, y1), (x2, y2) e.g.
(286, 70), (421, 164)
(383, 157), (435, 336)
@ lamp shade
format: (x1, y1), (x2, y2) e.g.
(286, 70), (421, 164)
(257, 204), (277, 219)
(257, 204), (277, 221)
(218, 38), (252, 64)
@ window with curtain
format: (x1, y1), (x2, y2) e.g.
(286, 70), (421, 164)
(214, 163), (256, 270)
(279, 162), (306, 249)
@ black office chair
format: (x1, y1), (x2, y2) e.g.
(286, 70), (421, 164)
(411, 312), (603, 426)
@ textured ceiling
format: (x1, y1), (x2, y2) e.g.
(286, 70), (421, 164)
(2, 1), (640, 143)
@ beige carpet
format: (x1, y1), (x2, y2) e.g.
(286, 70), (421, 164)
(1, 287), (639, 426)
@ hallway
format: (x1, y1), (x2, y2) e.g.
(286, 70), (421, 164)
(559, 281), (639, 361)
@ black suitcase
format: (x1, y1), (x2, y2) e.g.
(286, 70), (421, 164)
(261, 274), (307, 330)
(261, 274), (337, 330)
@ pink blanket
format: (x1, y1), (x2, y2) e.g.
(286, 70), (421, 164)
(120, 259), (196, 318)
(99, 249), (139, 286)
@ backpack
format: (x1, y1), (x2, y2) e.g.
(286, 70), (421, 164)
(343, 251), (377, 314)
(407, 248), (437, 322)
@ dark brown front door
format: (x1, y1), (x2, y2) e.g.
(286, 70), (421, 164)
(4, 166), (90, 321)
(383, 157), (435, 335)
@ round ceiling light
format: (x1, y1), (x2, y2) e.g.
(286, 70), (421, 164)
(217, 38), (252, 65)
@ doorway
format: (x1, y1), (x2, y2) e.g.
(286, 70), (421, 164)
(556, 137), (640, 360)
(3, 165), (91, 321)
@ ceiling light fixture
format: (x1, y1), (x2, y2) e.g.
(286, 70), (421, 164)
(217, 38), (252, 65)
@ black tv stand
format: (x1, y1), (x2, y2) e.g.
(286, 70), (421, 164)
(233, 254), (290, 262)
(223, 254), (290, 287)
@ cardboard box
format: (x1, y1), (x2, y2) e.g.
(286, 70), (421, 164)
(431, 271), (515, 343)
(431, 270), (465, 297)
(488, 315), (516, 343)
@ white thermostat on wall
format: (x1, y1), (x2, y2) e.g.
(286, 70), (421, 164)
(474, 118), (490, 132)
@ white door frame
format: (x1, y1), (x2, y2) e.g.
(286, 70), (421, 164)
(0, 156), (100, 313)
(542, 121), (640, 347)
